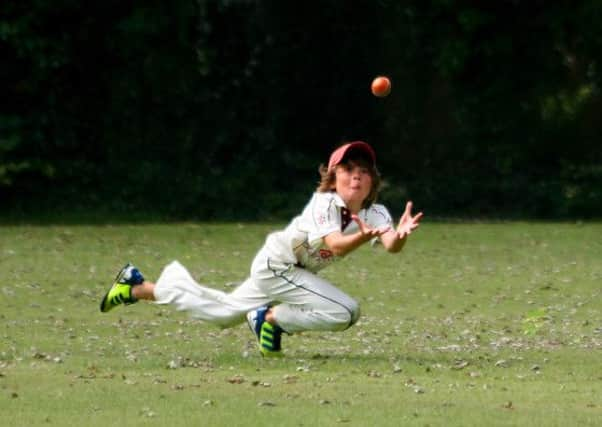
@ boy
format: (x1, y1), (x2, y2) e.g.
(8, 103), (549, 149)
(100, 141), (423, 356)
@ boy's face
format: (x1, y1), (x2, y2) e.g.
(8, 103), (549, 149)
(333, 160), (373, 210)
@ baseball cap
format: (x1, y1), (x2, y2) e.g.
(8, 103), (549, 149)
(328, 141), (376, 170)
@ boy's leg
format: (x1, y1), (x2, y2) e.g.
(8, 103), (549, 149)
(132, 282), (156, 300)
(153, 261), (270, 327)
(269, 266), (360, 333)
(101, 261), (271, 329)
(250, 258), (360, 334)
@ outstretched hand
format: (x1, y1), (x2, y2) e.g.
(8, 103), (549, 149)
(396, 201), (423, 238)
(350, 201), (423, 253)
(351, 214), (391, 238)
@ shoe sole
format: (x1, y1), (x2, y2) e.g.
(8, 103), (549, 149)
(99, 264), (131, 313)
(99, 285), (117, 313)
(246, 311), (256, 331)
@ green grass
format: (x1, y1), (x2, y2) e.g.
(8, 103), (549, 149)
(1, 221), (601, 426)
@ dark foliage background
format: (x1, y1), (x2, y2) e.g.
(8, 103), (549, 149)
(2, 1), (601, 220)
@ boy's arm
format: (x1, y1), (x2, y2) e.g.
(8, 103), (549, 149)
(323, 202), (422, 256)
(323, 224), (389, 257)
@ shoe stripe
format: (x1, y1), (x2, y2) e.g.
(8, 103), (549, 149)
(102, 265), (141, 313)
(261, 332), (274, 344)
(109, 292), (134, 306)
(261, 335), (279, 350)
(261, 337), (274, 347)
(261, 342), (276, 351)
(259, 321), (283, 351)
(262, 323), (275, 334)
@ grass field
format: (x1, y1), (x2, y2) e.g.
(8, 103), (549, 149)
(1, 221), (601, 426)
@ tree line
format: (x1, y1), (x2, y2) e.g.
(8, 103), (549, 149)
(2, 1), (601, 220)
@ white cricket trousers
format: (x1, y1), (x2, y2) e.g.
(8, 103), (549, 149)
(153, 249), (360, 333)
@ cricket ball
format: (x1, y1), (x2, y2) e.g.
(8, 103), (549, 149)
(371, 76), (391, 97)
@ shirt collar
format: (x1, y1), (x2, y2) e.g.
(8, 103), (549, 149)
(332, 192), (347, 208)
(332, 191), (367, 215)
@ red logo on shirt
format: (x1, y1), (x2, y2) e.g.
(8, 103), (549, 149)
(319, 249), (333, 259)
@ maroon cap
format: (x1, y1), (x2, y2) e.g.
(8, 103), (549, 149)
(328, 141), (376, 170)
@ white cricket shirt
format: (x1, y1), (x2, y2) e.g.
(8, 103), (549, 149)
(262, 192), (393, 273)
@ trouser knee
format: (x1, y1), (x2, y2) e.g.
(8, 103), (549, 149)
(330, 300), (360, 331)
(347, 299), (361, 328)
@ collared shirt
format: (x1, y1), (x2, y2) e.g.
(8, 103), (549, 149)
(262, 192), (393, 273)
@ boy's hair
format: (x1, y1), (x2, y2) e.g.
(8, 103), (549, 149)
(316, 154), (382, 209)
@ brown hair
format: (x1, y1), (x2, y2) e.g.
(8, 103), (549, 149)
(316, 156), (381, 209)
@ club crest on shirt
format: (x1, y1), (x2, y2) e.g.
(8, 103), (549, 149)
(318, 249), (333, 260)
(316, 214), (327, 225)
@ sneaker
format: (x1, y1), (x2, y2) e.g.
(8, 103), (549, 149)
(99, 263), (145, 313)
(246, 307), (283, 357)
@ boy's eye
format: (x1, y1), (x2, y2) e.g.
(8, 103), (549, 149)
(340, 164), (370, 174)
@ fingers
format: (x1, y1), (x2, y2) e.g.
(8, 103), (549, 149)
(399, 201), (411, 224)
(397, 205), (424, 238)
(376, 226), (391, 236)
(352, 214), (366, 232)
(351, 214), (363, 226)
(403, 201), (413, 220)
(353, 214), (380, 237)
(413, 211), (424, 223)
(398, 201), (414, 226)
(366, 226), (390, 237)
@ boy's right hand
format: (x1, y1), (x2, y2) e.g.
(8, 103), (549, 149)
(351, 214), (391, 238)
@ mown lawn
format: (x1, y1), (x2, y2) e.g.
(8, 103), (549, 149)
(1, 221), (601, 426)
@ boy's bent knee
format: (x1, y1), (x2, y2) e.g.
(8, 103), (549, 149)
(347, 300), (361, 328)
(330, 301), (360, 331)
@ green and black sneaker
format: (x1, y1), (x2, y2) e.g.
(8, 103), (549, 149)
(246, 307), (284, 357)
(99, 263), (144, 313)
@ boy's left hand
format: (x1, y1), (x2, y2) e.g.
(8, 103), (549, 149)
(396, 201), (423, 238)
